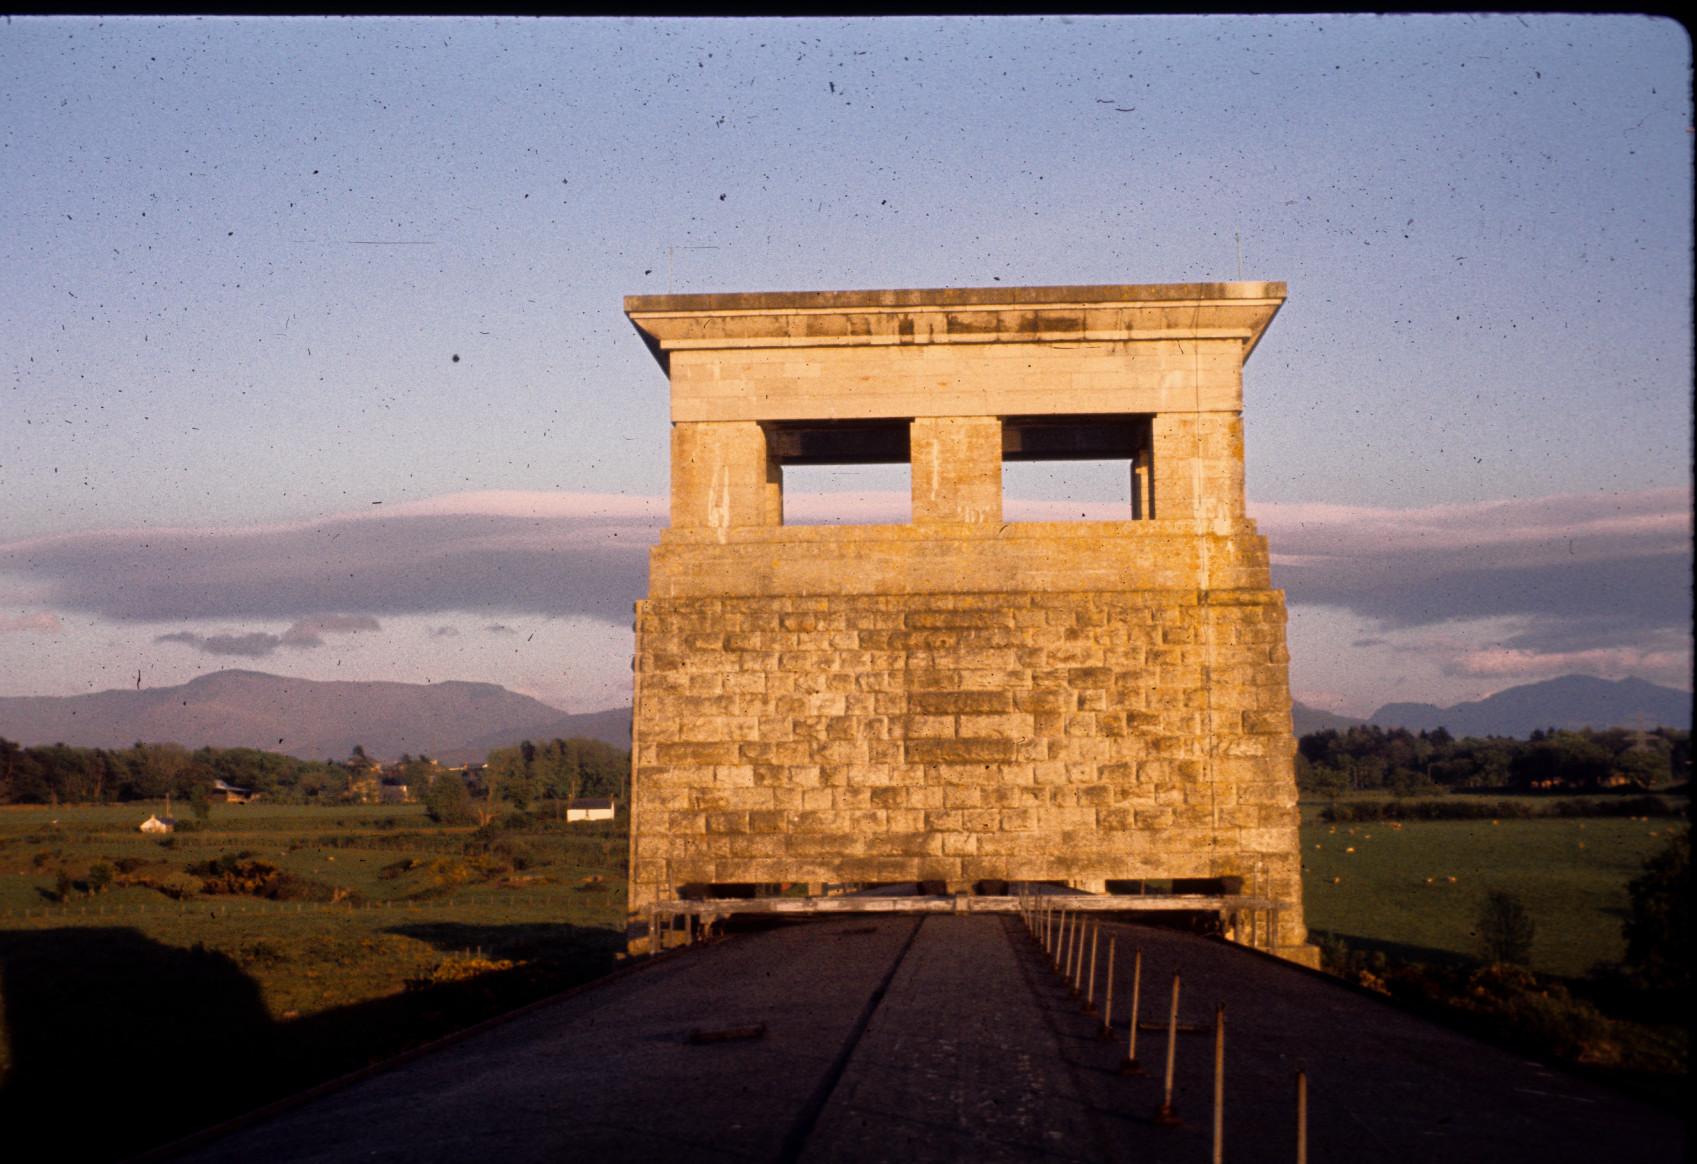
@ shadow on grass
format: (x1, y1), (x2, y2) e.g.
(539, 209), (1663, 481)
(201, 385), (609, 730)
(384, 919), (623, 967)
(1309, 928), (1479, 972)
(0, 922), (621, 1162)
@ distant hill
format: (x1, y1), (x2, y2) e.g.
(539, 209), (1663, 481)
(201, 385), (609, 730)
(1291, 701), (1365, 736)
(435, 707), (633, 765)
(0, 670), (631, 761)
(6, 670), (1684, 759)
(1368, 675), (1691, 738)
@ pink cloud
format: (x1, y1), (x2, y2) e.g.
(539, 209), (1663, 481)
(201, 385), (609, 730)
(0, 611), (62, 634)
(1448, 643), (1693, 683)
(1258, 486), (1690, 565)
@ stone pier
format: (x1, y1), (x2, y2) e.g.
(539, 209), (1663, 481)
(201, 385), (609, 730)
(623, 282), (1315, 964)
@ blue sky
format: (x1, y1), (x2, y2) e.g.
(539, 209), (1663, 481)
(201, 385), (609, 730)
(1, 15), (1690, 717)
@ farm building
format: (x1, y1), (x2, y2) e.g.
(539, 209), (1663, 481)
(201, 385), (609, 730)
(138, 813), (176, 834)
(566, 797), (616, 823)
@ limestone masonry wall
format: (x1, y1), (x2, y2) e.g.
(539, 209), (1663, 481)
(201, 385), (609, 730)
(632, 586), (1303, 936)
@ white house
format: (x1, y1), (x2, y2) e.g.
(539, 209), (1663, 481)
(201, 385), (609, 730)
(139, 813), (177, 834)
(566, 797), (616, 823)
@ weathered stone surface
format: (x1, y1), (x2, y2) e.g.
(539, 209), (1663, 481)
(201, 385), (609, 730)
(626, 282), (1311, 961)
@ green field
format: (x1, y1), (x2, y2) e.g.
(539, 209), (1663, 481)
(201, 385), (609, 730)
(0, 801), (629, 1160)
(1299, 804), (1676, 978)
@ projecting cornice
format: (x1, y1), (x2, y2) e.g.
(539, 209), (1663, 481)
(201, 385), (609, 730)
(624, 281), (1286, 374)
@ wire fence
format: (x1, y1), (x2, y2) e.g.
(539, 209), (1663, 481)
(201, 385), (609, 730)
(0, 895), (601, 924)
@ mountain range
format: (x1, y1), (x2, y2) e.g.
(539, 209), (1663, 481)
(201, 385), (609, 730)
(1364, 674), (1690, 738)
(0, 670), (631, 763)
(0, 670), (1686, 762)
(1294, 674), (1689, 737)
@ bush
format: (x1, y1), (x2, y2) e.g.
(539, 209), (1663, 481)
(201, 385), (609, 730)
(406, 953), (517, 989)
(1477, 889), (1536, 966)
(1459, 964), (1613, 1062)
(150, 871), (207, 900)
(423, 773), (475, 825)
(86, 863), (114, 894)
(185, 853), (341, 902)
(463, 828), (533, 872)
(1622, 827), (1690, 997)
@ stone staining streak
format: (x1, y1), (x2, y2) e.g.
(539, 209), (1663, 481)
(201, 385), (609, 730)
(624, 282), (1315, 965)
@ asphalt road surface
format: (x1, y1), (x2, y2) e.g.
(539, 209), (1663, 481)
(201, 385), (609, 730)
(167, 914), (1684, 1163)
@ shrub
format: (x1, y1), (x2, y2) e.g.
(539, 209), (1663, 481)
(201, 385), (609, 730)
(423, 773), (476, 825)
(86, 863), (114, 894)
(189, 782), (212, 822)
(150, 871), (207, 900)
(1459, 964), (1613, 1062)
(1477, 889), (1536, 966)
(1621, 826), (1690, 997)
(406, 953), (518, 989)
(185, 853), (340, 901)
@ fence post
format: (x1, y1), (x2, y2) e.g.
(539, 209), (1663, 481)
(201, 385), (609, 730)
(1212, 1002), (1225, 1163)
(1100, 939), (1116, 1039)
(1120, 947), (1144, 1074)
(1154, 972), (1181, 1125)
(1295, 1069), (1308, 1164)
(1085, 924), (1100, 1013)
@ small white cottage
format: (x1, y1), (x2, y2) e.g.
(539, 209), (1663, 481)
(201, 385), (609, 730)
(139, 813), (177, 834)
(565, 797), (616, 823)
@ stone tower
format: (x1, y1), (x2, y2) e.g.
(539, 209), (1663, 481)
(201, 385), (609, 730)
(624, 282), (1313, 964)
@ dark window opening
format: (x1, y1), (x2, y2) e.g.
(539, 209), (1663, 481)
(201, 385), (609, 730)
(1002, 414), (1153, 521)
(765, 419), (911, 525)
(766, 420), (910, 466)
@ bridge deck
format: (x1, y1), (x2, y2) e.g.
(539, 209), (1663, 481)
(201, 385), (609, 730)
(653, 892), (1277, 914)
(167, 916), (1681, 1163)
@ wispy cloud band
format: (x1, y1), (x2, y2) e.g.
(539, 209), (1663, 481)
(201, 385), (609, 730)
(154, 615), (382, 657)
(1, 493), (662, 625)
(2, 488), (1688, 691)
(1260, 486), (1691, 639)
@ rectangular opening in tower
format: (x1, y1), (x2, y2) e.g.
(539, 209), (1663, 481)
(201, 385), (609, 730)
(766, 419), (912, 526)
(1001, 414), (1153, 521)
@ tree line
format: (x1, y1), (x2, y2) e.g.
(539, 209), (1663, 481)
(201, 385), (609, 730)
(421, 738), (628, 825)
(1297, 724), (1690, 797)
(5, 724), (1687, 807)
(0, 736), (628, 810)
